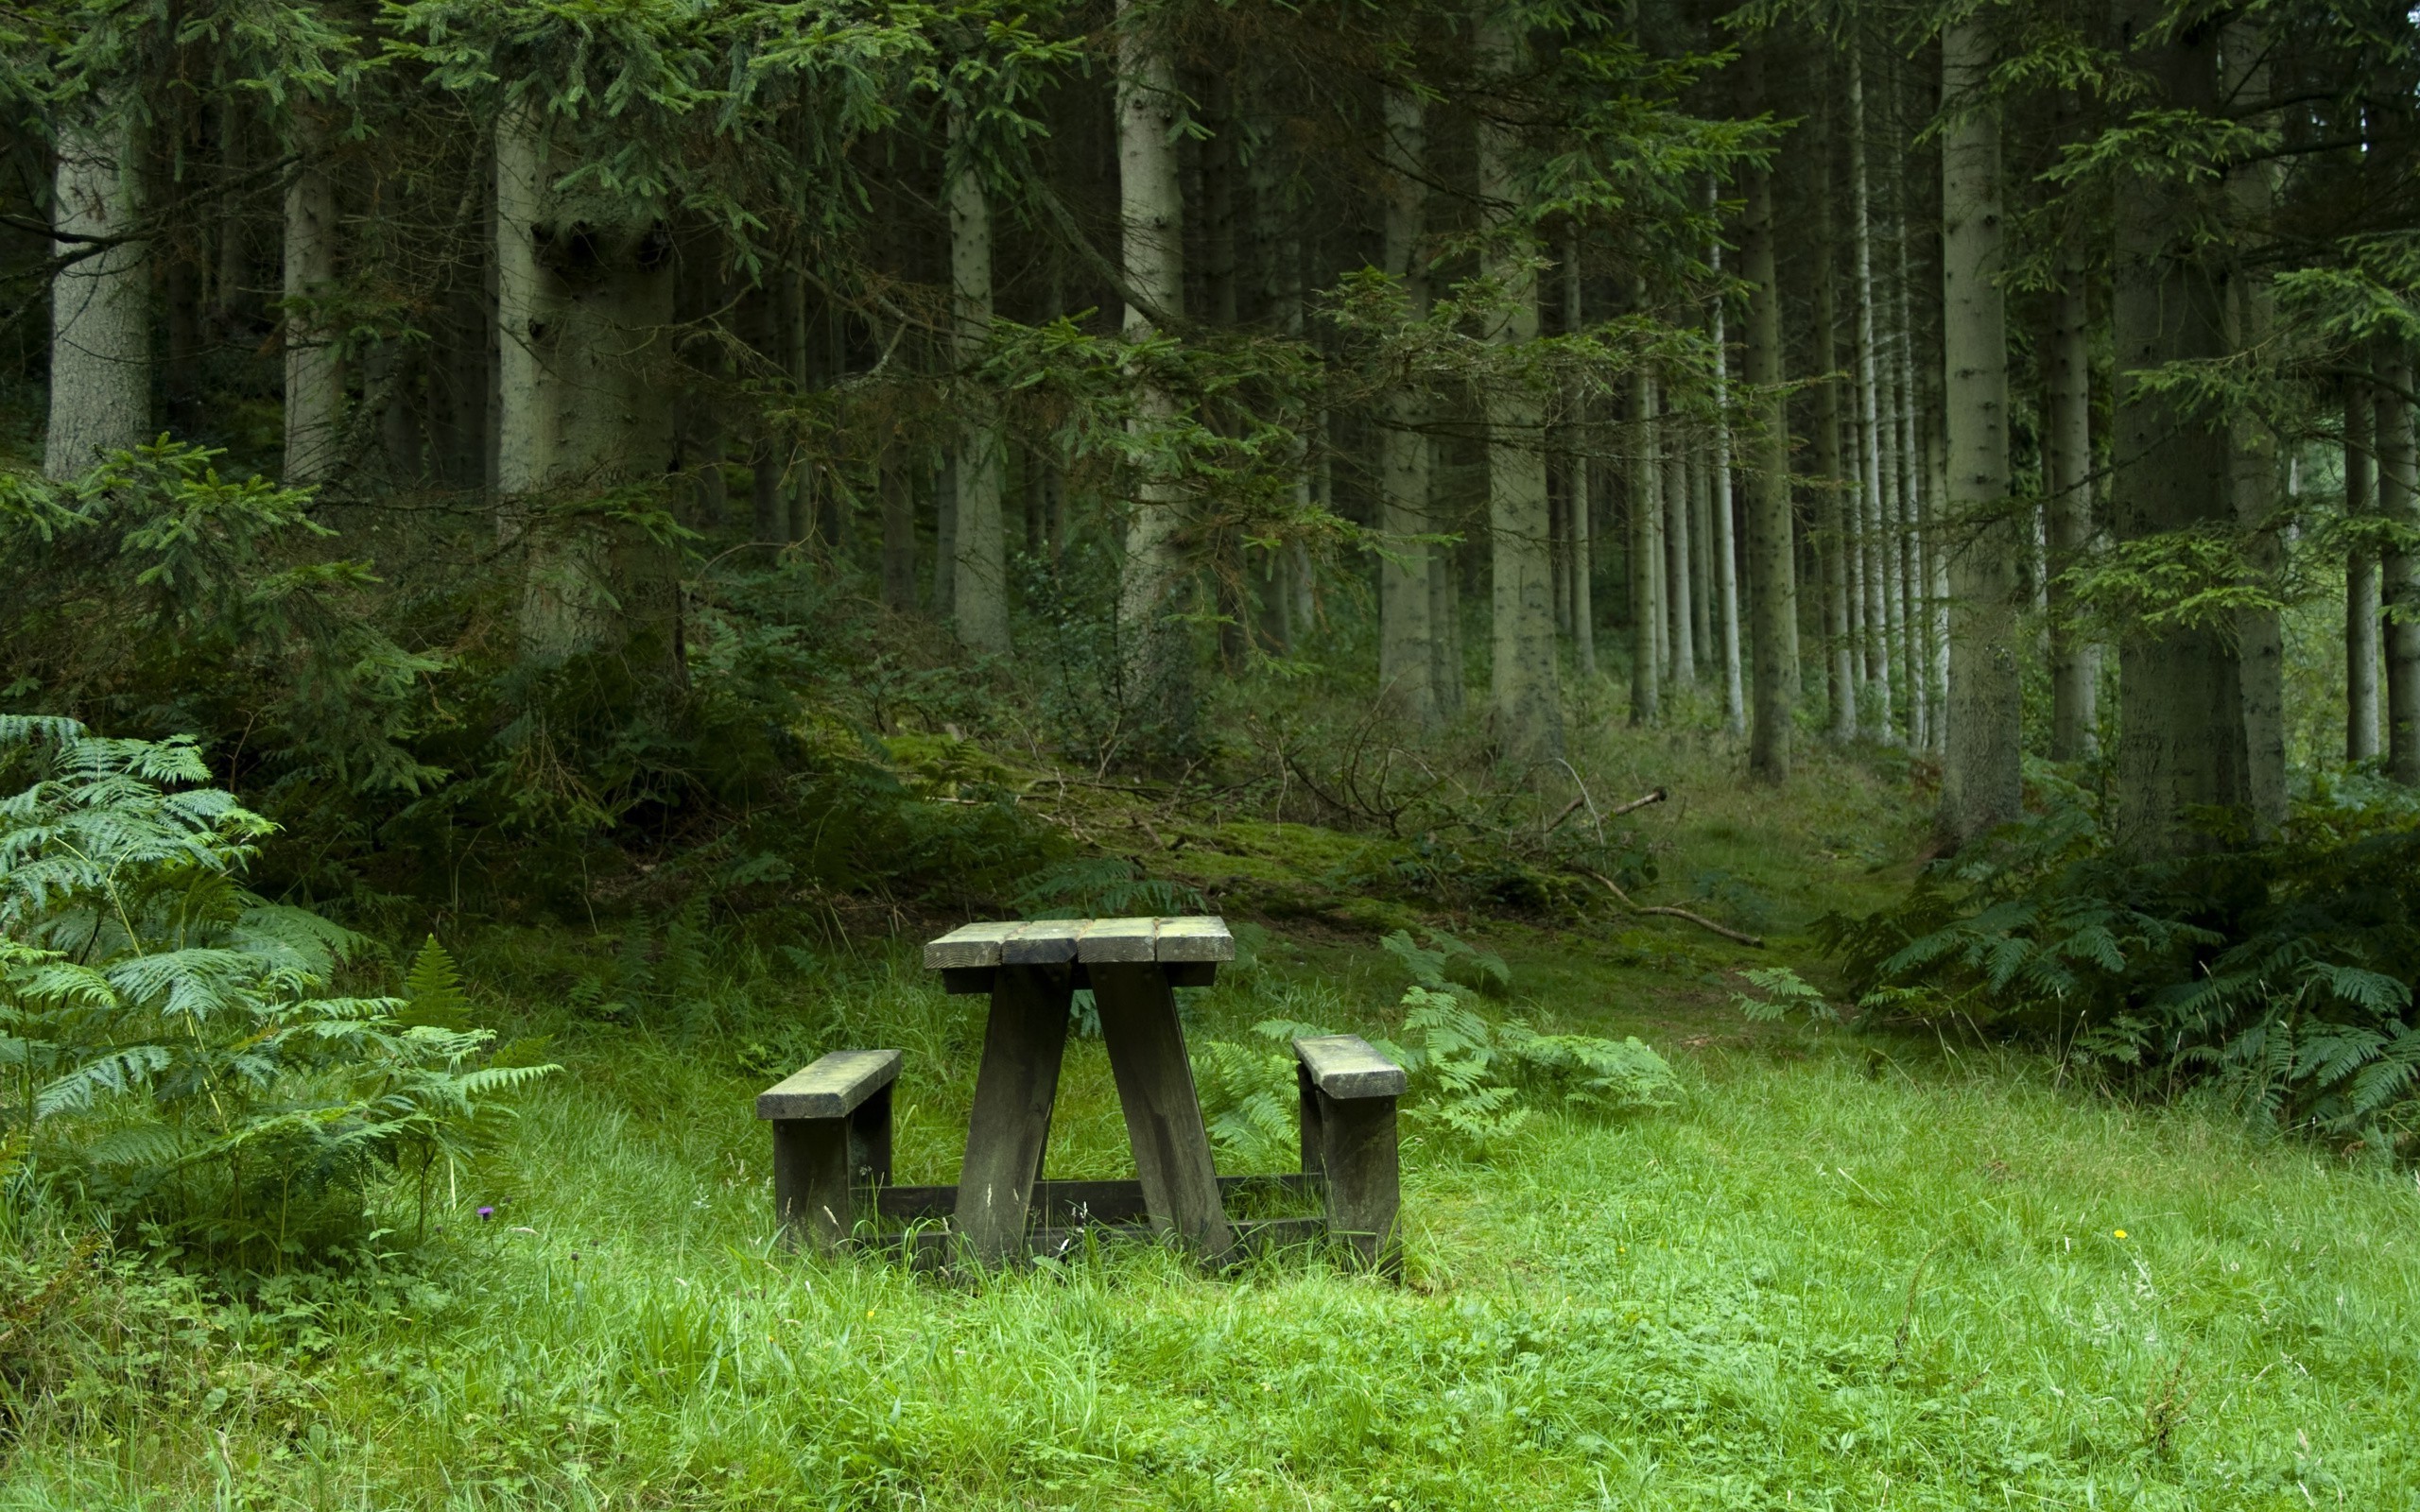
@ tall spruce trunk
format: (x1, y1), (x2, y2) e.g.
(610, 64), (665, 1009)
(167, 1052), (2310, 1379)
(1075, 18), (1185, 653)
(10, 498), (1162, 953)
(1937, 12), (2024, 847)
(2379, 344), (2420, 783)
(2226, 19), (2286, 833)
(1812, 85), (1857, 740)
(2046, 222), (2100, 759)
(45, 109), (149, 479)
(1689, 438), (1715, 679)
(1114, 0), (1190, 703)
(1893, 218), (1928, 750)
(1849, 51), (1893, 734)
(2111, 0), (2251, 852)
(1430, 458), (1466, 716)
(786, 269), (814, 543)
(1378, 87), (1437, 722)
(1705, 182), (1742, 733)
(2346, 378), (2380, 762)
(1476, 14), (1562, 762)
(1630, 362), (1665, 724)
(283, 109), (343, 483)
(1563, 236), (1598, 680)
(1741, 60), (1797, 782)
(1876, 277), (1910, 741)
(493, 103), (680, 663)
(1927, 385), (1953, 756)
(1665, 400), (1696, 688)
(948, 132), (1010, 656)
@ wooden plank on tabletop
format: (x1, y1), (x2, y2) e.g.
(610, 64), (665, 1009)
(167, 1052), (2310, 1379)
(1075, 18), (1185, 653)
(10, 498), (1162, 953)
(923, 919), (1021, 970)
(1075, 917), (1160, 963)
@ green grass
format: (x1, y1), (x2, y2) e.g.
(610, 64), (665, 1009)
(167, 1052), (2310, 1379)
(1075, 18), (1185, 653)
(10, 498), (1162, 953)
(5, 734), (2416, 1509)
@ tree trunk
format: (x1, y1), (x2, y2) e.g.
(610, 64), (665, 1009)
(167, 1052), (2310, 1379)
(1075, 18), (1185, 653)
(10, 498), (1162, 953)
(45, 110), (149, 478)
(1664, 394), (1696, 689)
(2226, 17), (2286, 833)
(1741, 62), (1797, 782)
(1476, 15), (1561, 763)
(1631, 361), (1665, 725)
(493, 103), (680, 663)
(786, 268), (814, 543)
(1689, 437), (1714, 682)
(1936, 13), (2024, 847)
(1562, 232), (1596, 682)
(2110, 1), (2250, 853)
(1114, 0), (1189, 706)
(2379, 344), (2420, 783)
(1378, 87), (1437, 723)
(283, 109), (343, 484)
(1430, 463), (1466, 716)
(1876, 270), (1909, 743)
(2346, 377), (2380, 762)
(1893, 217), (1928, 751)
(1849, 50), (1893, 737)
(1927, 387), (1952, 758)
(1812, 81), (1857, 741)
(1709, 272), (1744, 733)
(949, 130), (1010, 656)
(2046, 220), (2100, 760)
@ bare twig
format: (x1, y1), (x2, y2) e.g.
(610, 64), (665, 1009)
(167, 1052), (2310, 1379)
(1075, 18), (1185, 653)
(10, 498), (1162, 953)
(1608, 787), (1669, 818)
(1581, 868), (1765, 948)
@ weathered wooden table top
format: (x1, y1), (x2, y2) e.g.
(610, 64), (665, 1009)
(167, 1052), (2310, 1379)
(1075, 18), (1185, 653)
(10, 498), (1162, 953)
(922, 916), (1236, 969)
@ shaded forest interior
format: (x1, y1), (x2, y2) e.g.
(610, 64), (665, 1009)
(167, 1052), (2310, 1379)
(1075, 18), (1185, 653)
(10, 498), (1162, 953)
(9, 1), (2420, 1195)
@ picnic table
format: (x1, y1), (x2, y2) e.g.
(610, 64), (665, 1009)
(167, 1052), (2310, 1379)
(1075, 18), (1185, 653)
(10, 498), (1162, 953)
(753, 916), (1403, 1268)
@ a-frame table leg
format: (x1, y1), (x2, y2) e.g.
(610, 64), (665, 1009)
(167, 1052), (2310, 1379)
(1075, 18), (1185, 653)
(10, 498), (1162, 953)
(953, 964), (1073, 1263)
(1088, 962), (1234, 1260)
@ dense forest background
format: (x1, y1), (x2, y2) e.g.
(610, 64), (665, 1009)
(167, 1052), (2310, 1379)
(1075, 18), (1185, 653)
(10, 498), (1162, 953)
(9, 3), (2420, 1503)
(7, 0), (2420, 1174)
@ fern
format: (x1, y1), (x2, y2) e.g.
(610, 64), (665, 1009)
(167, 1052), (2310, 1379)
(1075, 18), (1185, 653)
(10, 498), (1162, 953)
(1729, 966), (1839, 1026)
(397, 937), (472, 1031)
(1012, 857), (1205, 919)
(1337, 930), (1681, 1156)
(0, 717), (557, 1266)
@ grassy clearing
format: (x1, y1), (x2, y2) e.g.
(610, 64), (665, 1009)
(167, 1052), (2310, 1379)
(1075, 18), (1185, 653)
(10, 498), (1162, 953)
(5, 730), (2415, 1509)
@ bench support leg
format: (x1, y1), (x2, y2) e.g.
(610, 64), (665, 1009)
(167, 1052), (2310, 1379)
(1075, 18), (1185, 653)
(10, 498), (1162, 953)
(955, 964), (1072, 1263)
(1296, 1062), (1324, 1177)
(773, 1116), (852, 1251)
(848, 1082), (893, 1189)
(1313, 1088), (1400, 1273)
(1091, 962), (1235, 1260)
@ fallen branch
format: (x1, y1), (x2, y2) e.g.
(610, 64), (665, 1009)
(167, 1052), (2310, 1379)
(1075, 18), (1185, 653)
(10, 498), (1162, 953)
(1607, 786), (1670, 818)
(1582, 867), (1764, 949)
(1544, 784), (1666, 840)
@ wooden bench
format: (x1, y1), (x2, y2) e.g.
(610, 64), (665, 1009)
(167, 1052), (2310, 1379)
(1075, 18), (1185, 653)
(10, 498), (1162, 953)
(1293, 1034), (1404, 1270)
(754, 1048), (899, 1250)
(753, 916), (1405, 1270)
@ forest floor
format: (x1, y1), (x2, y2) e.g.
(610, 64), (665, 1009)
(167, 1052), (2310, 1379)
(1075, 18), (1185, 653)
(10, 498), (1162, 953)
(7, 725), (2420, 1509)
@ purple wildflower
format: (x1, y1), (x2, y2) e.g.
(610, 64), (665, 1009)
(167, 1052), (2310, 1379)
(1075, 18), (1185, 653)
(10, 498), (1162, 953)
(476, 1205), (494, 1220)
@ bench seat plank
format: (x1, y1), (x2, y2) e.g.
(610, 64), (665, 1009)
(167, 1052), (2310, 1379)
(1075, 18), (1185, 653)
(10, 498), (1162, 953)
(756, 1049), (904, 1120)
(1292, 1035), (1407, 1099)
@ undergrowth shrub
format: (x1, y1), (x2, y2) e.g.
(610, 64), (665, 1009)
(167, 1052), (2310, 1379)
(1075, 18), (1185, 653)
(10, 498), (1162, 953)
(1819, 762), (2420, 1145)
(1197, 927), (1680, 1164)
(0, 716), (555, 1268)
